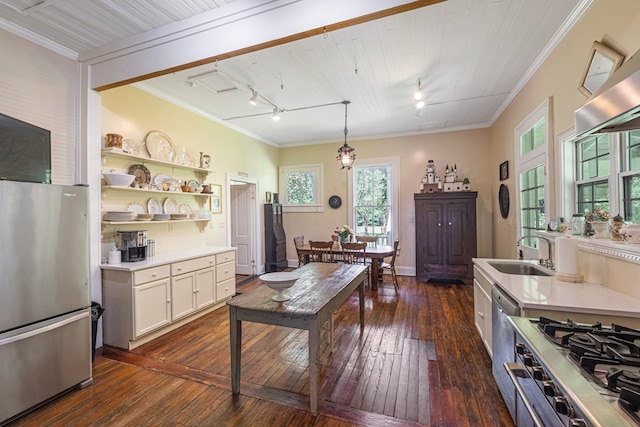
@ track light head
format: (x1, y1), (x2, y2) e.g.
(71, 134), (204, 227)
(271, 108), (281, 121)
(249, 89), (259, 106)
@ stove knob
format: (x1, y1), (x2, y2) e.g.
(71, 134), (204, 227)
(515, 343), (527, 355)
(532, 366), (547, 381)
(543, 381), (556, 397)
(554, 396), (569, 415)
(522, 354), (536, 367)
(569, 419), (587, 427)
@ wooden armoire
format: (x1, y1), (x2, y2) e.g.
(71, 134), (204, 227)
(264, 202), (287, 272)
(414, 191), (477, 284)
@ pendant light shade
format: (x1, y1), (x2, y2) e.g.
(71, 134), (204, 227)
(336, 100), (355, 169)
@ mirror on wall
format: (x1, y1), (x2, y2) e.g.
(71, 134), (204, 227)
(578, 40), (624, 97)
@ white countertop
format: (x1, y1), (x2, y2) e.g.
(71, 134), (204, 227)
(101, 246), (235, 272)
(473, 258), (640, 319)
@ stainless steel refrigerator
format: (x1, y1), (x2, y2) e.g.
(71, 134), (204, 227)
(0, 180), (91, 424)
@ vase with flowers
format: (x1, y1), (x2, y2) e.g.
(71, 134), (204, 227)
(335, 225), (354, 243)
(585, 207), (611, 239)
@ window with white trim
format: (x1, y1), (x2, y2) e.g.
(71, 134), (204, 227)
(575, 134), (610, 216)
(622, 130), (640, 223)
(515, 99), (551, 256)
(348, 157), (399, 246)
(279, 164), (324, 212)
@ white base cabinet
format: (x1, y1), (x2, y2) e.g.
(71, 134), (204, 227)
(473, 265), (493, 357)
(102, 249), (235, 349)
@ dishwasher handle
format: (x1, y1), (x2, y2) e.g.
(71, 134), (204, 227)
(491, 285), (520, 316)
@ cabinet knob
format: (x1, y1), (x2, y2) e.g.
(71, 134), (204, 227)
(167, 299), (171, 303)
(437, 223), (442, 227)
(478, 311), (484, 318)
(177, 267), (182, 271)
(448, 222), (452, 226)
(152, 273), (157, 277)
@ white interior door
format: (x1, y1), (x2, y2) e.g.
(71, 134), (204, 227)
(230, 183), (255, 275)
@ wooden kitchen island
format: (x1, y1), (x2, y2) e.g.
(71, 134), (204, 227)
(227, 262), (367, 416)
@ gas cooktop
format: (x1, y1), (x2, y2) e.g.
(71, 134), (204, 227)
(509, 316), (639, 426)
(537, 317), (640, 423)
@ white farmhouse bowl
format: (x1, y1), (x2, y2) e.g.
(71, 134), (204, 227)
(104, 173), (135, 187)
(259, 272), (300, 302)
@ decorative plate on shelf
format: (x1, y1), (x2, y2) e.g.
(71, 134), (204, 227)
(147, 198), (163, 214)
(187, 179), (199, 192)
(179, 204), (193, 215)
(163, 197), (179, 214)
(145, 130), (176, 161)
(128, 164), (151, 187)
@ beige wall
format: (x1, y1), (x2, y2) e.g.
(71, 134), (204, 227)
(0, 28), (79, 184)
(280, 129), (493, 273)
(101, 85), (279, 255)
(490, 0), (640, 260)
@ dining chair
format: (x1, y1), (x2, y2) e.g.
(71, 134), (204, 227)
(308, 240), (335, 263)
(293, 235), (306, 267)
(381, 240), (400, 293)
(340, 242), (367, 265)
(356, 235), (377, 247)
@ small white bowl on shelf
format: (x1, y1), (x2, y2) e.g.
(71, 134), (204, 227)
(259, 272), (300, 302)
(103, 173), (135, 187)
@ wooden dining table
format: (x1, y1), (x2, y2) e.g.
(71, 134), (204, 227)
(297, 243), (394, 291)
(227, 262), (367, 416)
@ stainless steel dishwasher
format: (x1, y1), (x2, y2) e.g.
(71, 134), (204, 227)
(491, 284), (520, 422)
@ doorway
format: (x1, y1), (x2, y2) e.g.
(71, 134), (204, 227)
(227, 174), (261, 276)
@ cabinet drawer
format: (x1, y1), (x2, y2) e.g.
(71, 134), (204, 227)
(216, 251), (235, 264)
(216, 261), (235, 283)
(216, 278), (235, 301)
(172, 256), (215, 276)
(134, 265), (171, 285)
(473, 265), (493, 296)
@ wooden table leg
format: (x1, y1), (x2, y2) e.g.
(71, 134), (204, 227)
(229, 306), (242, 394)
(358, 278), (365, 331)
(371, 258), (379, 291)
(308, 317), (320, 416)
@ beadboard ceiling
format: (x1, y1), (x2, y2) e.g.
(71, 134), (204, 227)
(0, 0), (590, 146)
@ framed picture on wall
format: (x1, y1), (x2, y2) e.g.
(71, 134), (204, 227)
(499, 161), (509, 181)
(210, 184), (222, 213)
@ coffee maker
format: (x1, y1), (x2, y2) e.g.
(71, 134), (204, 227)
(116, 230), (147, 262)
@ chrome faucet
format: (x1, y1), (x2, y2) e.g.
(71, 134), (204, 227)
(516, 235), (554, 270)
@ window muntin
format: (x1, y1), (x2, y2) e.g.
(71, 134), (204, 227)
(520, 118), (545, 155)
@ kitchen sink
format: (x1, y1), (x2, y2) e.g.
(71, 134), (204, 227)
(488, 262), (553, 276)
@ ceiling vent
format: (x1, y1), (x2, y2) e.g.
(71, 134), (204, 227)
(186, 70), (239, 95)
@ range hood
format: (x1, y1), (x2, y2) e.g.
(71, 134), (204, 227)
(575, 47), (640, 137)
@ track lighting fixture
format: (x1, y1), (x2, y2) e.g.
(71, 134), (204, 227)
(249, 88), (259, 106)
(271, 108), (281, 121)
(336, 100), (355, 169)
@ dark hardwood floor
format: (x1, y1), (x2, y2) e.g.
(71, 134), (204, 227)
(10, 273), (513, 427)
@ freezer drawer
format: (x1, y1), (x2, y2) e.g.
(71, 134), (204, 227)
(0, 310), (92, 424)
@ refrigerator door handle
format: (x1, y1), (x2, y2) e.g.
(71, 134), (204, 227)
(0, 310), (89, 346)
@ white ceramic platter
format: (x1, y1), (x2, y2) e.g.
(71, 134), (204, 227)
(147, 198), (163, 214)
(145, 130), (176, 161)
(163, 197), (179, 214)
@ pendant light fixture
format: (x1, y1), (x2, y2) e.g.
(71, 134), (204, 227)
(336, 100), (356, 169)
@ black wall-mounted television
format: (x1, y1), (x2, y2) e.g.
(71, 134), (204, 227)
(0, 112), (51, 183)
